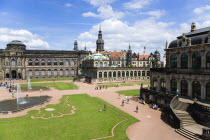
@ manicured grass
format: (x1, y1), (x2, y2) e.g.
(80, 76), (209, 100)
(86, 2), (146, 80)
(0, 94), (139, 140)
(120, 83), (134, 86)
(116, 89), (140, 96)
(21, 82), (78, 90)
(136, 82), (150, 85)
(31, 78), (73, 82)
(97, 84), (117, 87)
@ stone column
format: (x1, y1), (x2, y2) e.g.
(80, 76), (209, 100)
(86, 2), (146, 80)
(188, 80), (192, 97)
(188, 52), (192, 70)
(177, 53), (181, 69)
(201, 51), (206, 69)
(201, 80), (206, 100)
(166, 78), (171, 93)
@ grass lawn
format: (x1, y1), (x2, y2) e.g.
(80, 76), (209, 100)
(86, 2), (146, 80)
(31, 78), (73, 82)
(21, 82), (78, 90)
(97, 84), (117, 87)
(116, 89), (140, 96)
(0, 94), (139, 140)
(120, 83), (134, 86)
(135, 82), (150, 85)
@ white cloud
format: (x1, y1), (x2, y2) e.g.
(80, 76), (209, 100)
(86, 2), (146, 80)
(0, 28), (50, 49)
(140, 10), (165, 19)
(83, 0), (116, 6)
(82, 4), (124, 19)
(194, 5), (210, 14)
(123, 0), (151, 10)
(65, 3), (72, 7)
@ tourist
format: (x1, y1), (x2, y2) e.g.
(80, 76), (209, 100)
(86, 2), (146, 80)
(106, 85), (107, 89)
(122, 100), (124, 106)
(103, 104), (106, 111)
(99, 86), (101, 90)
(136, 106), (138, 113)
(26, 94), (28, 98)
(127, 97), (129, 103)
(40, 89), (42, 93)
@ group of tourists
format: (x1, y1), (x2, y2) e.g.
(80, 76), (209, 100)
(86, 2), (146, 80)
(150, 104), (158, 110)
(139, 99), (145, 105)
(95, 85), (108, 90)
(98, 104), (107, 112)
(121, 96), (130, 106)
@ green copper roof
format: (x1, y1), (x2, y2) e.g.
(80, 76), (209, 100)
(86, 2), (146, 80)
(7, 40), (25, 46)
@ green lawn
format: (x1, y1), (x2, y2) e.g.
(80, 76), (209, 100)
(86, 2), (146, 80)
(135, 82), (150, 85)
(120, 83), (134, 86)
(97, 84), (117, 87)
(31, 78), (73, 82)
(0, 94), (139, 140)
(116, 89), (140, 96)
(21, 82), (78, 90)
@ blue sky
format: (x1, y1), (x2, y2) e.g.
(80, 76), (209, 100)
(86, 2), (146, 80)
(0, 0), (210, 56)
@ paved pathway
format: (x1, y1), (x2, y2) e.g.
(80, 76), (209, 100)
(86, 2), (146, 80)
(0, 81), (186, 140)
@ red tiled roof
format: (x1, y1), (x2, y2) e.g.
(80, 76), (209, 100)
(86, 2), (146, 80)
(139, 55), (149, 60)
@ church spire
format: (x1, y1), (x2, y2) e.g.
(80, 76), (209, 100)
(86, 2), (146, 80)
(73, 39), (78, 51)
(96, 25), (104, 52)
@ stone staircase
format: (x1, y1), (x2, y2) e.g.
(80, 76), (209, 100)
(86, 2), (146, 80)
(172, 100), (202, 140)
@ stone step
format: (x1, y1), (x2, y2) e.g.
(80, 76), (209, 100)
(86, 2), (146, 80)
(175, 128), (202, 140)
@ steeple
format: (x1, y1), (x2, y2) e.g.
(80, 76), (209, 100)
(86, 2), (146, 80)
(96, 25), (105, 52)
(74, 39), (78, 51)
(128, 42), (131, 50)
(84, 43), (86, 51)
(143, 46), (146, 55)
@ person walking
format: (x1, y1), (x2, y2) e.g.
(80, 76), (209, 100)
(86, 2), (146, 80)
(136, 106), (138, 113)
(122, 100), (124, 106)
(103, 104), (106, 111)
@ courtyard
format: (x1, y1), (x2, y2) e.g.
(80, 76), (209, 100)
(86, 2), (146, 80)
(0, 80), (187, 140)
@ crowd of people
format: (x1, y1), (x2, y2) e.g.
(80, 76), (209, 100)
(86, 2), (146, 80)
(95, 85), (108, 90)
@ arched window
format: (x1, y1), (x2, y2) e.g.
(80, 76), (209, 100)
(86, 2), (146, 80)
(11, 59), (16, 66)
(134, 71), (137, 77)
(126, 71), (129, 77)
(108, 72), (112, 77)
(41, 59), (45, 66)
(70, 60), (75, 66)
(153, 77), (158, 89)
(100, 62), (103, 67)
(35, 69), (39, 76)
(170, 54), (177, 68)
(35, 59), (39, 66)
(28, 59), (33, 66)
(181, 54), (188, 69)
(48, 59), (52, 65)
(138, 71), (141, 76)
(122, 71), (125, 77)
(71, 69), (75, 75)
(54, 69), (57, 76)
(147, 71), (150, 76)
(104, 62), (107, 67)
(41, 69), (45, 76)
(29, 70), (32, 76)
(206, 82), (210, 101)
(65, 60), (69, 66)
(95, 62), (98, 67)
(118, 71), (121, 77)
(113, 71), (116, 77)
(99, 72), (102, 78)
(206, 52), (210, 69)
(171, 79), (177, 94)
(160, 78), (166, 93)
(142, 71), (145, 76)
(192, 81), (201, 99)
(54, 59), (57, 65)
(60, 69), (63, 76)
(192, 52), (201, 69)
(48, 69), (51, 76)
(181, 80), (188, 96)
(60, 60), (63, 65)
(66, 69), (69, 76)
(130, 71), (133, 77)
(104, 72), (107, 78)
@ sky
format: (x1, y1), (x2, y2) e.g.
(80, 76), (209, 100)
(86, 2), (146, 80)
(0, 0), (210, 56)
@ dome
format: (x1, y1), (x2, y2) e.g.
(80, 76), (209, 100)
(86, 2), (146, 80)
(7, 40), (25, 46)
(84, 52), (108, 60)
(96, 39), (104, 44)
(154, 50), (160, 55)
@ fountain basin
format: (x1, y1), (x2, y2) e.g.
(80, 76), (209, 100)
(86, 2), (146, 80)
(0, 96), (51, 114)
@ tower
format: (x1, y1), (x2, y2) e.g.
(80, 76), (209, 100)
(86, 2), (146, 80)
(96, 25), (105, 52)
(143, 46), (146, 55)
(191, 22), (196, 32)
(74, 40), (78, 51)
(126, 43), (132, 66)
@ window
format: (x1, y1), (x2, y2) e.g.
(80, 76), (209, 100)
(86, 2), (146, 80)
(54, 59), (57, 65)
(142, 71), (145, 76)
(35, 59), (39, 66)
(134, 71), (137, 77)
(171, 79), (177, 94)
(41, 70), (45, 76)
(192, 81), (201, 99)
(118, 71), (121, 77)
(60, 69), (63, 76)
(153, 77), (158, 88)
(122, 71), (125, 77)
(71, 69), (75, 75)
(181, 80), (188, 96)
(48, 59), (52, 65)
(60, 60), (63, 65)
(104, 62), (107, 67)
(100, 62), (103, 67)
(70, 60), (75, 66)
(95, 62), (98, 67)
(66, 69), (69, 76)
(41, 59), (45, 65)
(113, 71), (116, 77)
(48, 69), (51, 76)
(181, 54), (188, 69)
(65, 60), (69, 66)
(11, 59), (16, 66)
(206, 52), (210, 69)
(104, 72), (107, 78)
(54, 69), (57, 76)
(108, 72), (112, 77)
(206, 82), (210, 101)
(138, 71), (141, 76)
(99, 72), (102, 78)
(29, 70), (32, 76)
(35, 69), (39, 76)
(170, 54), (177, 68)
(126, 71), (129, 77)
(160, 78), (166, 93)
(130, 71), (133, 77)
(147, 71), (150, 76)
(192, 52), (201, 69)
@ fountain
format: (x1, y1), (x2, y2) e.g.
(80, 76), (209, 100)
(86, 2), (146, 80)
(28, 77), (32, 90)
(16, 84), (27, 104)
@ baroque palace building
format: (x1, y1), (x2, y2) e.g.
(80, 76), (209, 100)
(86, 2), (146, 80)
(0, 40), (89, 80)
